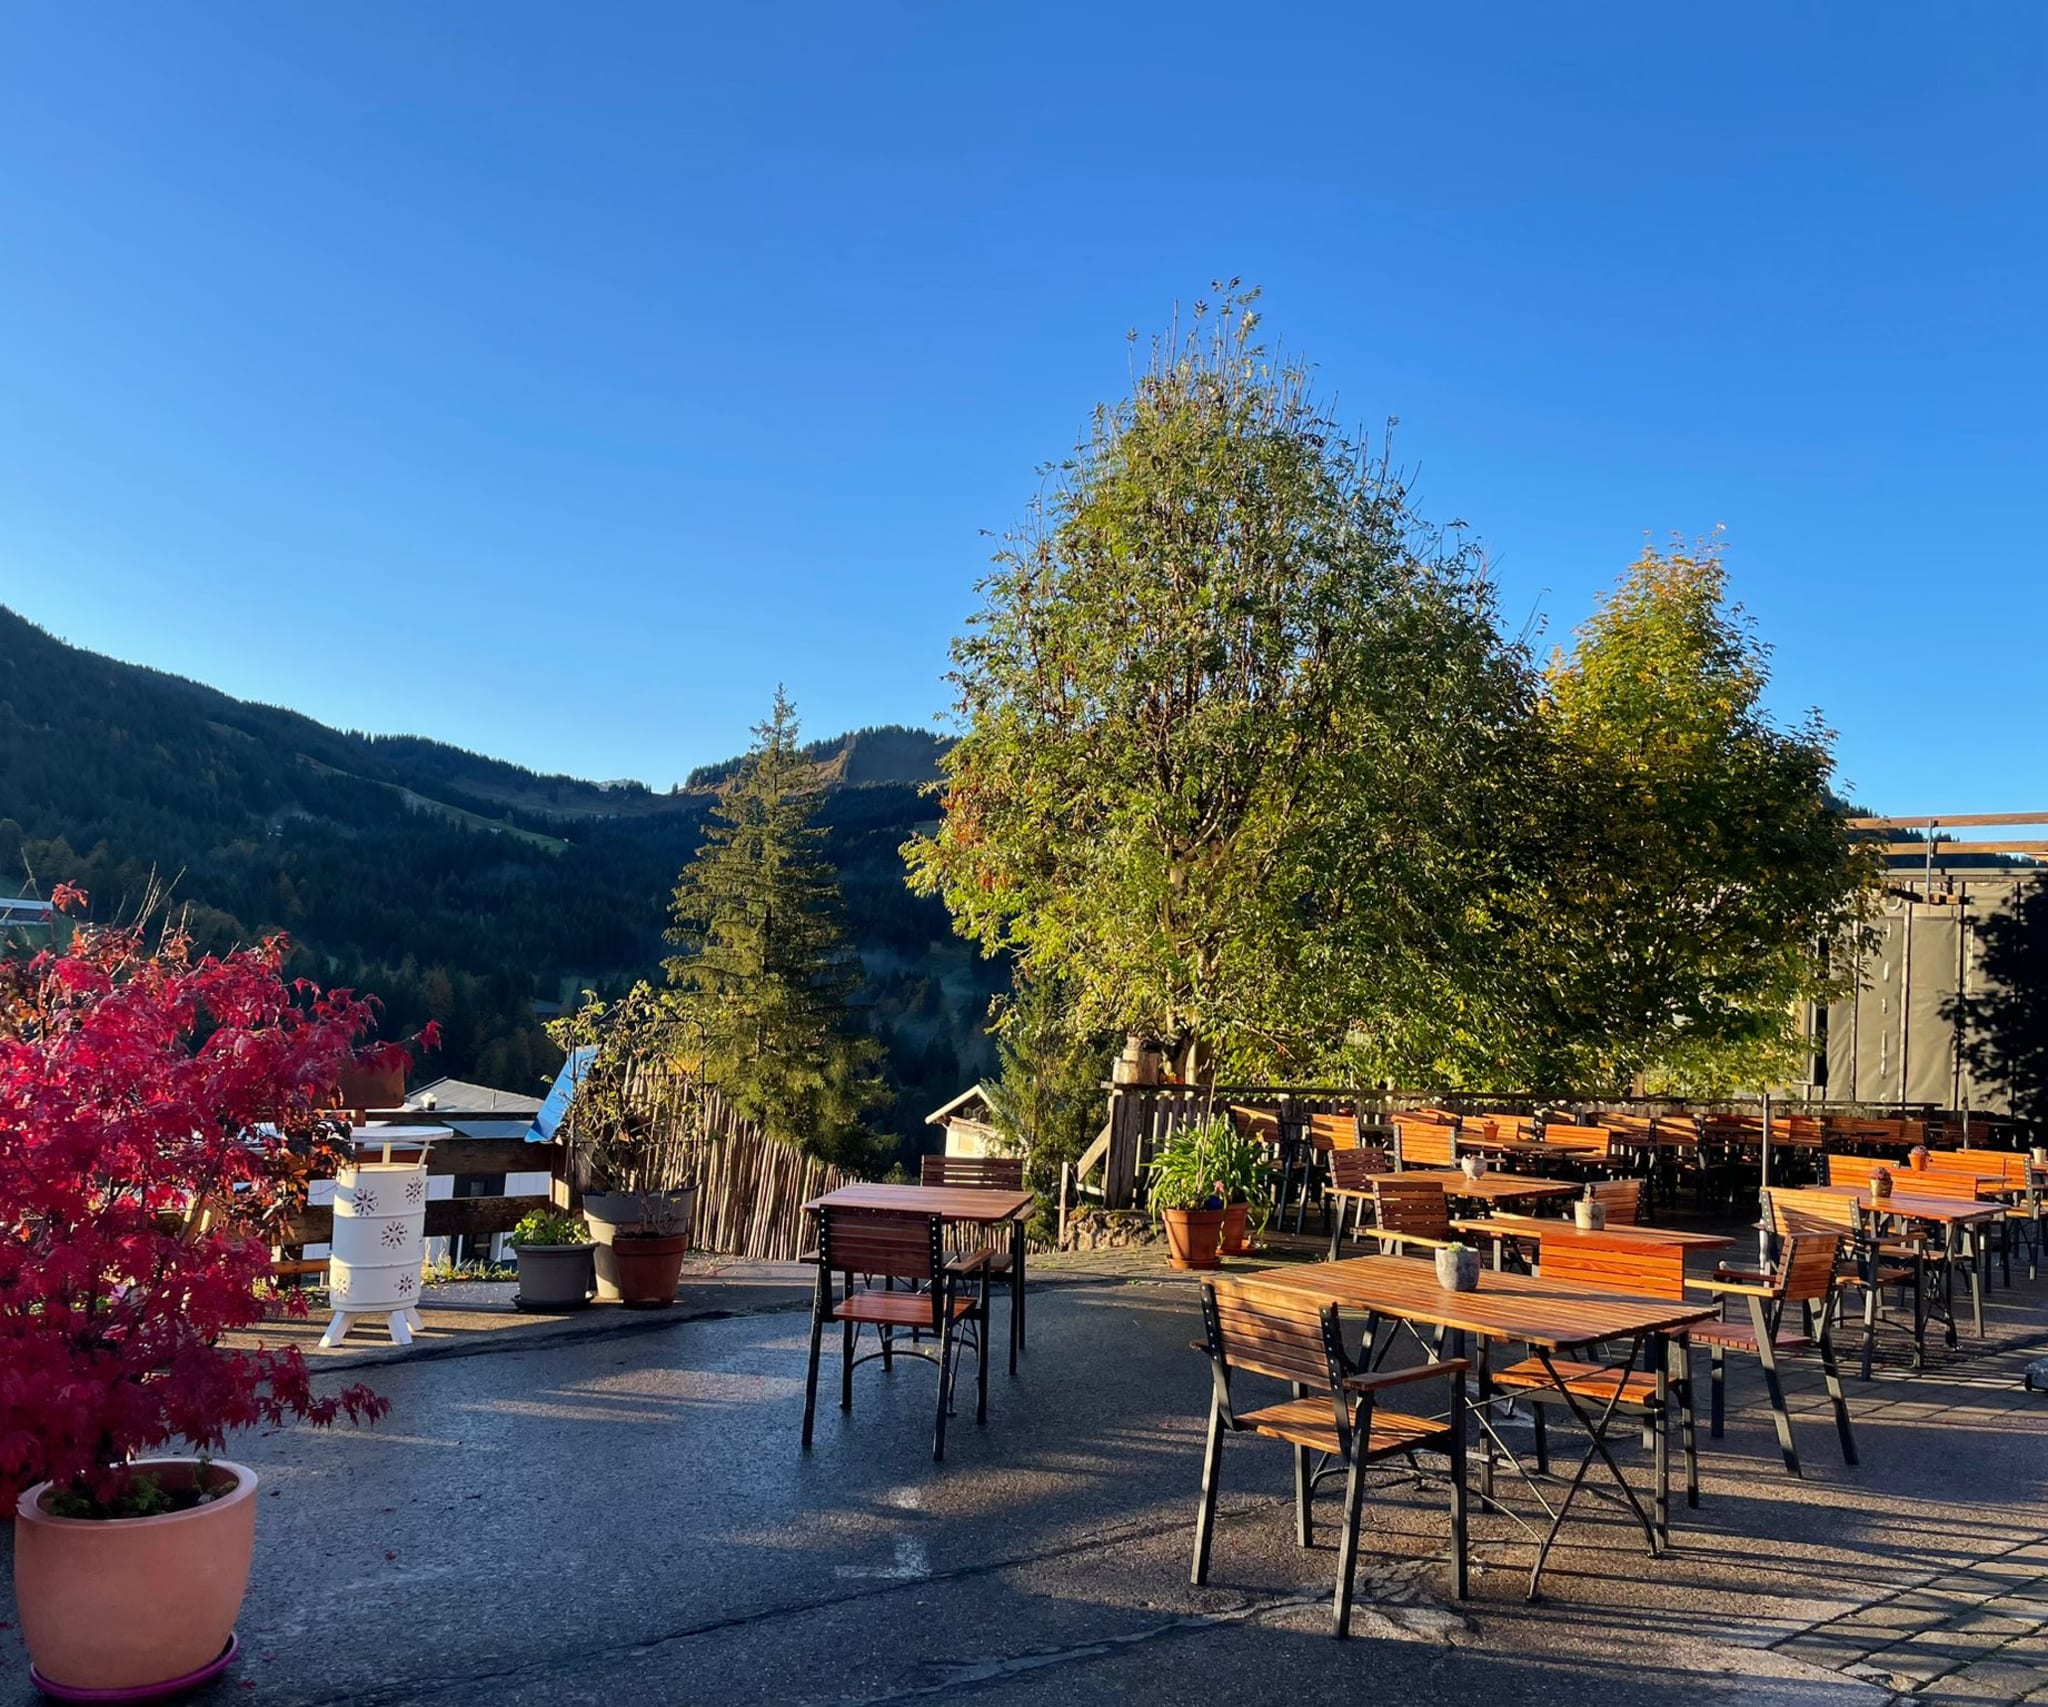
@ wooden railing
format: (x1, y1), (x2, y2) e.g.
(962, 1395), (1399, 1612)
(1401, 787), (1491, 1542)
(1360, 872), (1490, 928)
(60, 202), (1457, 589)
(1095, 1084), (2031, 1211)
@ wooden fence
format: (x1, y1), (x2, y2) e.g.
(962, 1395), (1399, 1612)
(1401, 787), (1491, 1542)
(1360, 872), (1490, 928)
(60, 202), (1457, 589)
(556, 1065), (852, 1262)
(282, 1076), (850, 1263)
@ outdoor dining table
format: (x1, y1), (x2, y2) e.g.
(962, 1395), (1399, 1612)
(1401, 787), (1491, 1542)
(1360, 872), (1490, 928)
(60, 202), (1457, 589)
(1809, 1185), (2007, 1338)
(1450, 1214), (1735, 1272)
(1244, 1254), (1715, 1600)
(1398, 1169), (1579, 1210)
(802, 1182), (1036, 1374)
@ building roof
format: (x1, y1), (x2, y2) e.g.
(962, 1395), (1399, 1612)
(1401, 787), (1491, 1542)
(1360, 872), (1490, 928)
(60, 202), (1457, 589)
(926, 1083), (996, 1127)
(405, 1076), (545, 1116)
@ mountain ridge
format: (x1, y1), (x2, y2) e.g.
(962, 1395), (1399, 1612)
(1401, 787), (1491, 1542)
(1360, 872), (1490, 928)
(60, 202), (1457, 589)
(0, 605), (993, 1155)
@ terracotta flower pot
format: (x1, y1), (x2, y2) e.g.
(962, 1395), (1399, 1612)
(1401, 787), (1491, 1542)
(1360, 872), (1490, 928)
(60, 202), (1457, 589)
(583, 1189), (697, 1302)
(14, 1458), (257, 1693)
(1162, 1207), (1227, 1271)
(1220, 1201), (1254, 1256)
(613, 1231), (689, 1307)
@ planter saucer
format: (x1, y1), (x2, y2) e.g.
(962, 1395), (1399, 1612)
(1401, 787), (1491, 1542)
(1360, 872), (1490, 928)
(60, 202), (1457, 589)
(31, 1635), (237, 1702)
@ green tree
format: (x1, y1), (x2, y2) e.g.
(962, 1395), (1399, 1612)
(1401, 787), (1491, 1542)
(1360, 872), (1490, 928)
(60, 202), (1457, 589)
(1518, 542), (1878, 1093)
(666, 690), (886, 1168)
(980, 972), (1112, 1235)
(1946, 882), (2048, 1127)
(905, 288), (1535, 1081)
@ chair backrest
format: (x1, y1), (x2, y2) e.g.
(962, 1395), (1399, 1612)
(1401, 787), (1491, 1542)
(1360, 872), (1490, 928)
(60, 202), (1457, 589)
(1371, 1176), (1450, 1241)
(1328, 1146), (1392, 1192)
(1476, 1112), (1534, 1142)
(1545, 1123), (1614, 1158)
(1773, 1232), (1845, 1304)
(1307, 1111), (1360, 1152)
(816, 1207), (943, 1283)
(1587, 1177), (1644, 1225)
(1539, 1236), (1687, 1302)
(1940, 1148), (2031, 1190)
(1766, 1187), (1863, 1238)
(921, 1153), (1026, 1192)
(1201, 1279), (1345, 1390)
(1393, 1119), (1456, 1168)
(1228, 1104), (1282, 1144)
(1890, 1164), (1986, 1201)
(1823, 1153), (1886, 1191)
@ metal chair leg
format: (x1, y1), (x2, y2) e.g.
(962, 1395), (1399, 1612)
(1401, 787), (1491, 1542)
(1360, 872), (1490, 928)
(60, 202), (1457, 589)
(1191, 1399), (1226, 1585)
(1332, 1426), (1369, 1638)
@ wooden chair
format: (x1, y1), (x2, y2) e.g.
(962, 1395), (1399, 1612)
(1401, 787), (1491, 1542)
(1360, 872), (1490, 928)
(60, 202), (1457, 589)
(1191, 1279), (1467, 1637)
(1765, 1187), (1921, 1378)
(1322, 1146), (1393, 1260)
(801, 1207), (991, 1462)
(1392, 1118), (1457, 1170)
(1687, 1233), (1855, 1479)
(923, 1153), (1029, 1371)
(1308, 1111), (1362, 1152)
(1368, 1176), (1460, 1256)
(1943, 1149), (2043, 1277)
(1587, 1177), (1645, 1226)
(1490, 1237), (1699, 1535)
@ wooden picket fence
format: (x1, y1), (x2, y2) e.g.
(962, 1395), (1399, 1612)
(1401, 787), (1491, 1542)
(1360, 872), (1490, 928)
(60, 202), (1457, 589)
(560, 1063), (851, 1262)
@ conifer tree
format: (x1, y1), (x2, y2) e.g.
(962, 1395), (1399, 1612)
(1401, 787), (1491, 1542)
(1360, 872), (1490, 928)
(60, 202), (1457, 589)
(665, 689), (885, 1169)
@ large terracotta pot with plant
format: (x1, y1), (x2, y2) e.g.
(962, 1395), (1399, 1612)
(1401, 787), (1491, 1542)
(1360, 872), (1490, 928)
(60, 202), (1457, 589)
(14, 1460), (258, 1693)
(1149, 1117), (1243, 1271)
(545, 985), (702, 1308)
(0, 889), (398, 1697)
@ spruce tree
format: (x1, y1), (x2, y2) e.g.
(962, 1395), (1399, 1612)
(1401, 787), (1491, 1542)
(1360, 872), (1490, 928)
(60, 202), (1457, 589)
(665, 689), (885, 1169)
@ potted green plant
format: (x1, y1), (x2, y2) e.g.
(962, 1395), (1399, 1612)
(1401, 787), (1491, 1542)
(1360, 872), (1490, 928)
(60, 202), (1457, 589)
(509, 1208), (595, 1311)
(1205, 1119), (1274, 1255)
(1148, 1124), (1228, 1270)
(548, 986), (700, 1308)
(4, 894), (396, 1697)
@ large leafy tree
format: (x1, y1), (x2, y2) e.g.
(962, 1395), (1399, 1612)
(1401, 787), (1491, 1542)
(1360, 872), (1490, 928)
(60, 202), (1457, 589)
(905, 289), (1536, 1080)
(1946, 882), (2048, 1127)
(1518, 543), (1878, 1093)
(666, 691), (886, 1168)
(979, 972), (1113, 1234)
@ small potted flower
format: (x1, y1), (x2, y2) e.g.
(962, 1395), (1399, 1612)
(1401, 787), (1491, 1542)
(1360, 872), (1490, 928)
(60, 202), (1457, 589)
(509, 1208), (596, 1311)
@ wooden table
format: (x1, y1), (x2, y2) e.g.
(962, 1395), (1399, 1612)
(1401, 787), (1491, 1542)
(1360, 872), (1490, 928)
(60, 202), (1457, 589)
(803, 1183), (1036, 1374)
(1400, 1169), (1579, 1208)
(1452, 1214), (1735, 1273)
(1244, 1255), (1715, 1599)
(1808, 1185), (2006, 1337)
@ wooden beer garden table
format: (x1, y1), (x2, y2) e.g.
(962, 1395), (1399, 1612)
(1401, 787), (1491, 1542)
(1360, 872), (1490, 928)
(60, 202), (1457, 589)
(1399, 1169), (1579, 1209)
(1808, 1185), (2006, 1338)
(1244, 1253), (1715, 1600)
(802, 1182), (1036, 1373)
(1451, 1214), (1735, 1272)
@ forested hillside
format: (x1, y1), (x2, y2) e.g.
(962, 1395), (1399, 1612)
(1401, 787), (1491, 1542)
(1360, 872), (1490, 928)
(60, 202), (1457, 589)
(0, 607), (994, 1159)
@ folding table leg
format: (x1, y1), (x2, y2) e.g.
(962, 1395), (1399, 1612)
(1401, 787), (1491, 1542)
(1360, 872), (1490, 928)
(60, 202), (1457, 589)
(800, 1271), (828, 1449)
(1653, 1347), (1669, 1547)
(1447, 1392), (1469, 1600)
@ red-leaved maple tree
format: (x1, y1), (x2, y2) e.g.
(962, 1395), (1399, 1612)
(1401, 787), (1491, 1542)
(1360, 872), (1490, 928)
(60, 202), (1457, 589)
(0, 888), (422, 1507)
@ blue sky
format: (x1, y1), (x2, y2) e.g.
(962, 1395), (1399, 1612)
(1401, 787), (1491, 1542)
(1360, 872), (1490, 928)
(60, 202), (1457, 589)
(0, 5), (2041, 810)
